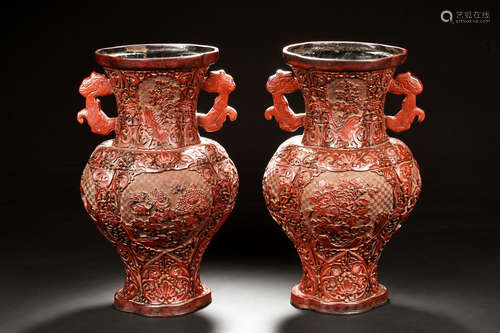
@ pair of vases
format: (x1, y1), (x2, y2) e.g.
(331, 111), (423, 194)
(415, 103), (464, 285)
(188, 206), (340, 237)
(78, 42), (425, 317)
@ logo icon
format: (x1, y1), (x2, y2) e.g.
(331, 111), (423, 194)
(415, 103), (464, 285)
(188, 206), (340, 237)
(441, 10), (453, 23)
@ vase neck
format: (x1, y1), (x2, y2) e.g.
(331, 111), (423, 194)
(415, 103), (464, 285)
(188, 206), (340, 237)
(292, 67), (395, 149)
(105, 67), (208, 150)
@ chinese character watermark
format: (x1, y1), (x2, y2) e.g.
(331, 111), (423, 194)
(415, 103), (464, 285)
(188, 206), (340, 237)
(441, 9), (491, 23)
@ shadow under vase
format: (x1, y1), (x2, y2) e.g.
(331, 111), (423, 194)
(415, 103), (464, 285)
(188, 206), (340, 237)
(22, 304), (215, 333)
(276, 302), (473, 333)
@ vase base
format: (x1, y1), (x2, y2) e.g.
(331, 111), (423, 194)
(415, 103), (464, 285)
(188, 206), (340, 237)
(290, 283), (388, 315)
(113, 285), (212, 317)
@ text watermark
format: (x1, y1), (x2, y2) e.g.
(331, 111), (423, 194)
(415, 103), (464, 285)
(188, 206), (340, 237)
(441, 10), (491, 24)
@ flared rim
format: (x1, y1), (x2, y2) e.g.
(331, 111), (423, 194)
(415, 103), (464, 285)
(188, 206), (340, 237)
(283, 41), (407, 71)
(95, 43), (219, 70)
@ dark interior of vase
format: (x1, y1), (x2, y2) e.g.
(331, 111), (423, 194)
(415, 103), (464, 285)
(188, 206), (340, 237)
(96, 44), (217, 59)
(287, 42), (405, 60)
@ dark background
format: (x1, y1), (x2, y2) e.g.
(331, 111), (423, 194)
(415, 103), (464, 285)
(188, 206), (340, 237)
(1, 2), (499, 332)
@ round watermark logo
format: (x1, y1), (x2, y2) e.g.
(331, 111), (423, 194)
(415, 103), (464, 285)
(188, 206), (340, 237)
(441, 10), (453, 23)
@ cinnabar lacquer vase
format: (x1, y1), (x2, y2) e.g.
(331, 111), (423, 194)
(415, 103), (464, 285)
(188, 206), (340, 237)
(77, 44), (238, 317)
(263, 41), (425, 314)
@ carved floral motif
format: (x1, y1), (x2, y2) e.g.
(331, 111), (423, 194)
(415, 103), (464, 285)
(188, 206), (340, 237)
(142, 255), (191, 304)
(321, 251), (369, 302)
(81, 139), (237, 311)
(263, 62), (424, 313)
(307, 178), (379, 249)
(105, 68), (206, 149)
(78, 57), (238, 316)
(326, 78), (367, 123)
(294, 67), (394, 149)
(263, 135), (421, 307)
(175, 185), (211, 215)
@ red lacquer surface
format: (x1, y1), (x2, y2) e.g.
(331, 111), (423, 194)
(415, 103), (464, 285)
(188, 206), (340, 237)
(197, 70), (237, 132)
(77, 72), (116, 135)
(385, 72), (425, 132)
(78, 46), (238, 317)
(263, 44), (424, 314)
(264, 70), (305, 131)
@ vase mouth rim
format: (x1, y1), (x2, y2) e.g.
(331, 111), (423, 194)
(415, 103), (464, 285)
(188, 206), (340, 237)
(283, 41), (407, 71)
(95, 43), (219, 70)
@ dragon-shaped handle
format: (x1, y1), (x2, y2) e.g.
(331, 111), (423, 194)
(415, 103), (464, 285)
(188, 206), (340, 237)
(264, 70), (305, 132)
(197, 70), (237, 132)
(385, 72), (425, 133)
(77, 72), (116, 135)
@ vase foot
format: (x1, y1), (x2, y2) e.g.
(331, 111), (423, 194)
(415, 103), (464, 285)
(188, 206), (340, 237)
(113, 285), (212, 317)
(290, 283), (388, 315)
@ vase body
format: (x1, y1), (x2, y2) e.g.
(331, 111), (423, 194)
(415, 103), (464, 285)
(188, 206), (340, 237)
(78, 44), (238, 317)
(263, 42), (425, 314)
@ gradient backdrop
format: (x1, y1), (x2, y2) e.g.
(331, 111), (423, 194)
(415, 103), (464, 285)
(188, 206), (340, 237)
(1, 2), (499, 332)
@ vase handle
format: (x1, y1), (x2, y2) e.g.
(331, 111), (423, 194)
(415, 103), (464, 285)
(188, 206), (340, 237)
(385, 72), (426, 133)
(197, 70), (237, 132)
(77, 72), (116, 135)
(264, 70), (305, 132)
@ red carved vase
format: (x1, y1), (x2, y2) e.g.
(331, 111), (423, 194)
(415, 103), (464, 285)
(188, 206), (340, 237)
(263, 42), (425, 314)
(77, 44), (238, 317)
